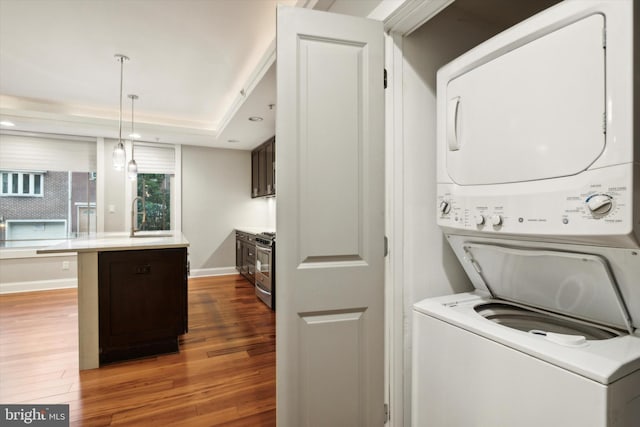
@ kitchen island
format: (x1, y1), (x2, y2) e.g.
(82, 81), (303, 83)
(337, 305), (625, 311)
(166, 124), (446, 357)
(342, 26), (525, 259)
(38, 232), (189, 370)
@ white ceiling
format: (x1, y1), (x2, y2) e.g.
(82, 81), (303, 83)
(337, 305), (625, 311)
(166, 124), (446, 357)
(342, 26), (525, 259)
(0, 0), (552, 150)
(0, 0), (296, 150)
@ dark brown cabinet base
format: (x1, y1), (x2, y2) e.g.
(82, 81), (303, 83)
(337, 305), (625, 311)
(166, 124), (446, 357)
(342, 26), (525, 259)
(98, 248), (188, 364)
(236, 231), (256, 285)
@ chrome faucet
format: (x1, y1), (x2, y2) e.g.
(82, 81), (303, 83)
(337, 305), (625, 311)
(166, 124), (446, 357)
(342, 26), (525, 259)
(130, 196), (146, 237)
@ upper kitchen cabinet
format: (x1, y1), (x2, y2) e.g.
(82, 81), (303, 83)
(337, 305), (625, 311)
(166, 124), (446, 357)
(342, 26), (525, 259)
(252, 136), (276, 198)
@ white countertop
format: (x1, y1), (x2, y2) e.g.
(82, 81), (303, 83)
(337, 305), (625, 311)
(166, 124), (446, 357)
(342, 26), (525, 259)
(236, 227), (275, 235)
(36, 232), (190, 254)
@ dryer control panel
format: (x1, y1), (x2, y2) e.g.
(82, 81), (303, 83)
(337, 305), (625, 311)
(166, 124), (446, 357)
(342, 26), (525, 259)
(437, 163), (639, 247)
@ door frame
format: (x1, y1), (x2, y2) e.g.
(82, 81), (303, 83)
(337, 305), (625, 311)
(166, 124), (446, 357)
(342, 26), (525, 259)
(372, 1), (455, 426)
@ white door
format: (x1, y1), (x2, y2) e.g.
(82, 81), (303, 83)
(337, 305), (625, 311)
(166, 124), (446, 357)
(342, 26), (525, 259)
(276, 6), (385, 426)
(78, 206), (97, 233)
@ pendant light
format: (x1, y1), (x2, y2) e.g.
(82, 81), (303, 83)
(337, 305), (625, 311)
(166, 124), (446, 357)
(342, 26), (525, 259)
(112, 54), (129, 170)
(127, 94), (139, 180)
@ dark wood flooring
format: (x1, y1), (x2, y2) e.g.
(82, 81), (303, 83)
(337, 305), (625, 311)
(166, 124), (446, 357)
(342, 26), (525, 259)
(0, 274), (276, 426)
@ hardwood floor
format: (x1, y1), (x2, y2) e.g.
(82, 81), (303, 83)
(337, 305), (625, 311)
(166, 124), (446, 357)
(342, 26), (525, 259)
(0, 275), (276, 426)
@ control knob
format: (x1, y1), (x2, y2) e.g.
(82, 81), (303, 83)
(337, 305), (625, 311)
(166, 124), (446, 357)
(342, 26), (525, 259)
(474, 214), (485, 226)
(439, 200), (451, 215)
(491, 215), (503, 226)
(586, 194), (613, 215)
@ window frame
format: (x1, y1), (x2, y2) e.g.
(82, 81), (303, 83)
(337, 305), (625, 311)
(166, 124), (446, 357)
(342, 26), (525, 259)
(122, 141), (181, 235)
(1, 171), (44, 197)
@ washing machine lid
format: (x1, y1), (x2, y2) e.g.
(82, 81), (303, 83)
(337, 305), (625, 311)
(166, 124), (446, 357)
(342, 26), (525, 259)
(462, 243), (633, 333)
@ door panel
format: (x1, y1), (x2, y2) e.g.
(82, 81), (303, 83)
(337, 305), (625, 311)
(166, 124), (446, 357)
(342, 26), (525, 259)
(299, 37), (364, 261)
(252, 150), (260, 197)
(266, 139), (275, 195)
(299, 309), (366, 425)
(259, 144), (267, 196)
(277, 6), (384, 426)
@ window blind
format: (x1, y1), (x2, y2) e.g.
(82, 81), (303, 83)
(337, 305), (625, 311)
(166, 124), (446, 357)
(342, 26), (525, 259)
(0, 133), (97, 172)
(133, 143), (176, 175)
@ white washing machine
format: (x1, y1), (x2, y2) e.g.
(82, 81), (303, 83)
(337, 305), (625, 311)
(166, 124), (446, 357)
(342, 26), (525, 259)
(413, 0), (640, 426)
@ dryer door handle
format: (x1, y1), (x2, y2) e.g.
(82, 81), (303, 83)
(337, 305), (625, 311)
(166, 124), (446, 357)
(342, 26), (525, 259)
(447, 97), (462, 151)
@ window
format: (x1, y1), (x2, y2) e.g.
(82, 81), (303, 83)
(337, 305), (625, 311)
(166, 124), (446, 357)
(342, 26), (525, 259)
(0, 133), (96, 246)
(136, 174), (171, 231)
(1, 172), (43, 197)
(131, 143), (177, 232)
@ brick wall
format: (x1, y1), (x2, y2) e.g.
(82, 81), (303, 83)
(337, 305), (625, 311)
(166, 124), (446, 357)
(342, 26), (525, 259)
(0, 171), (68, 220)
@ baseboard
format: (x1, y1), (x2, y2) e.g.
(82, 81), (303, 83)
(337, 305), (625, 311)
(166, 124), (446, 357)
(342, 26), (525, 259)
(189, 267), (238, 278)
(0, 268), (239, 293)
(0, 278), (77, 294)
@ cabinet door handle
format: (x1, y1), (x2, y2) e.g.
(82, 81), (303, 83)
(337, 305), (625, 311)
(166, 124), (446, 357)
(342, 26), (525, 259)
(135, 264), (152, 275)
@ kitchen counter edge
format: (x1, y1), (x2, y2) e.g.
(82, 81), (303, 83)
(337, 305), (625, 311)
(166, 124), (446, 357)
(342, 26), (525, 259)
(36, 232), (190, 254)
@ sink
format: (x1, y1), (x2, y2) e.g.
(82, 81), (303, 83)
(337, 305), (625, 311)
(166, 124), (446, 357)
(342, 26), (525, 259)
(130, 232), (174, 238)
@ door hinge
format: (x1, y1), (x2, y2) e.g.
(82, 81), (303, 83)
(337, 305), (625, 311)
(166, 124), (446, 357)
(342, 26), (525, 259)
(602, 27), (606, 48)
(603, 111), (607, 134)
(384, 68), (388, 89)
(384, 236), (389, 257)
(384, 403), (390, 423)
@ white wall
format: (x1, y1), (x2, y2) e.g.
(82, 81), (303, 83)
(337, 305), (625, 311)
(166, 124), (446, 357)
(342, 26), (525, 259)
(182, 145), (274, 276)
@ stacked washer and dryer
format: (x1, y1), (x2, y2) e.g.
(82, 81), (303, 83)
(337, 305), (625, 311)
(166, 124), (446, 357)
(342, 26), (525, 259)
(413, 1), (640, 426)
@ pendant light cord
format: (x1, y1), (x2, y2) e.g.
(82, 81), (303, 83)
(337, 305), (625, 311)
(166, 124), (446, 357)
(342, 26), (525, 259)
(118, 56), (124, 144)
(112, 54), (129, 171)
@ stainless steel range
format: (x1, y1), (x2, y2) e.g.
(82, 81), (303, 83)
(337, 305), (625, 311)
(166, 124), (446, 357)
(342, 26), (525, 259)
(255, 232), (275, 310)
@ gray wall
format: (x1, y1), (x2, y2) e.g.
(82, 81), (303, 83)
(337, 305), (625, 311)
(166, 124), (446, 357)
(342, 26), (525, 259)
(0, 253), (77, 293)
(1, 142), (274, 292)
(400, 0), (561, 422)
(102, 139), (126, 232)
(182, 145), (274, 272)
(1, 139), (117, 293)
(100, 141), (276, 272)
(401, 5), (510, 424)
(402, 3), (498, 324)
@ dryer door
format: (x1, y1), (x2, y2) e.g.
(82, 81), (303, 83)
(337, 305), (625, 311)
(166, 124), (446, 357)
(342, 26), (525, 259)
(444, 14), (605, 185)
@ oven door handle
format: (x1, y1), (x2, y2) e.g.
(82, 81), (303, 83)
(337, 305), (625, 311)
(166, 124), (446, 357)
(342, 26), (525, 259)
(257, 246), (272, 253)
(256, 283), (272, 296)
